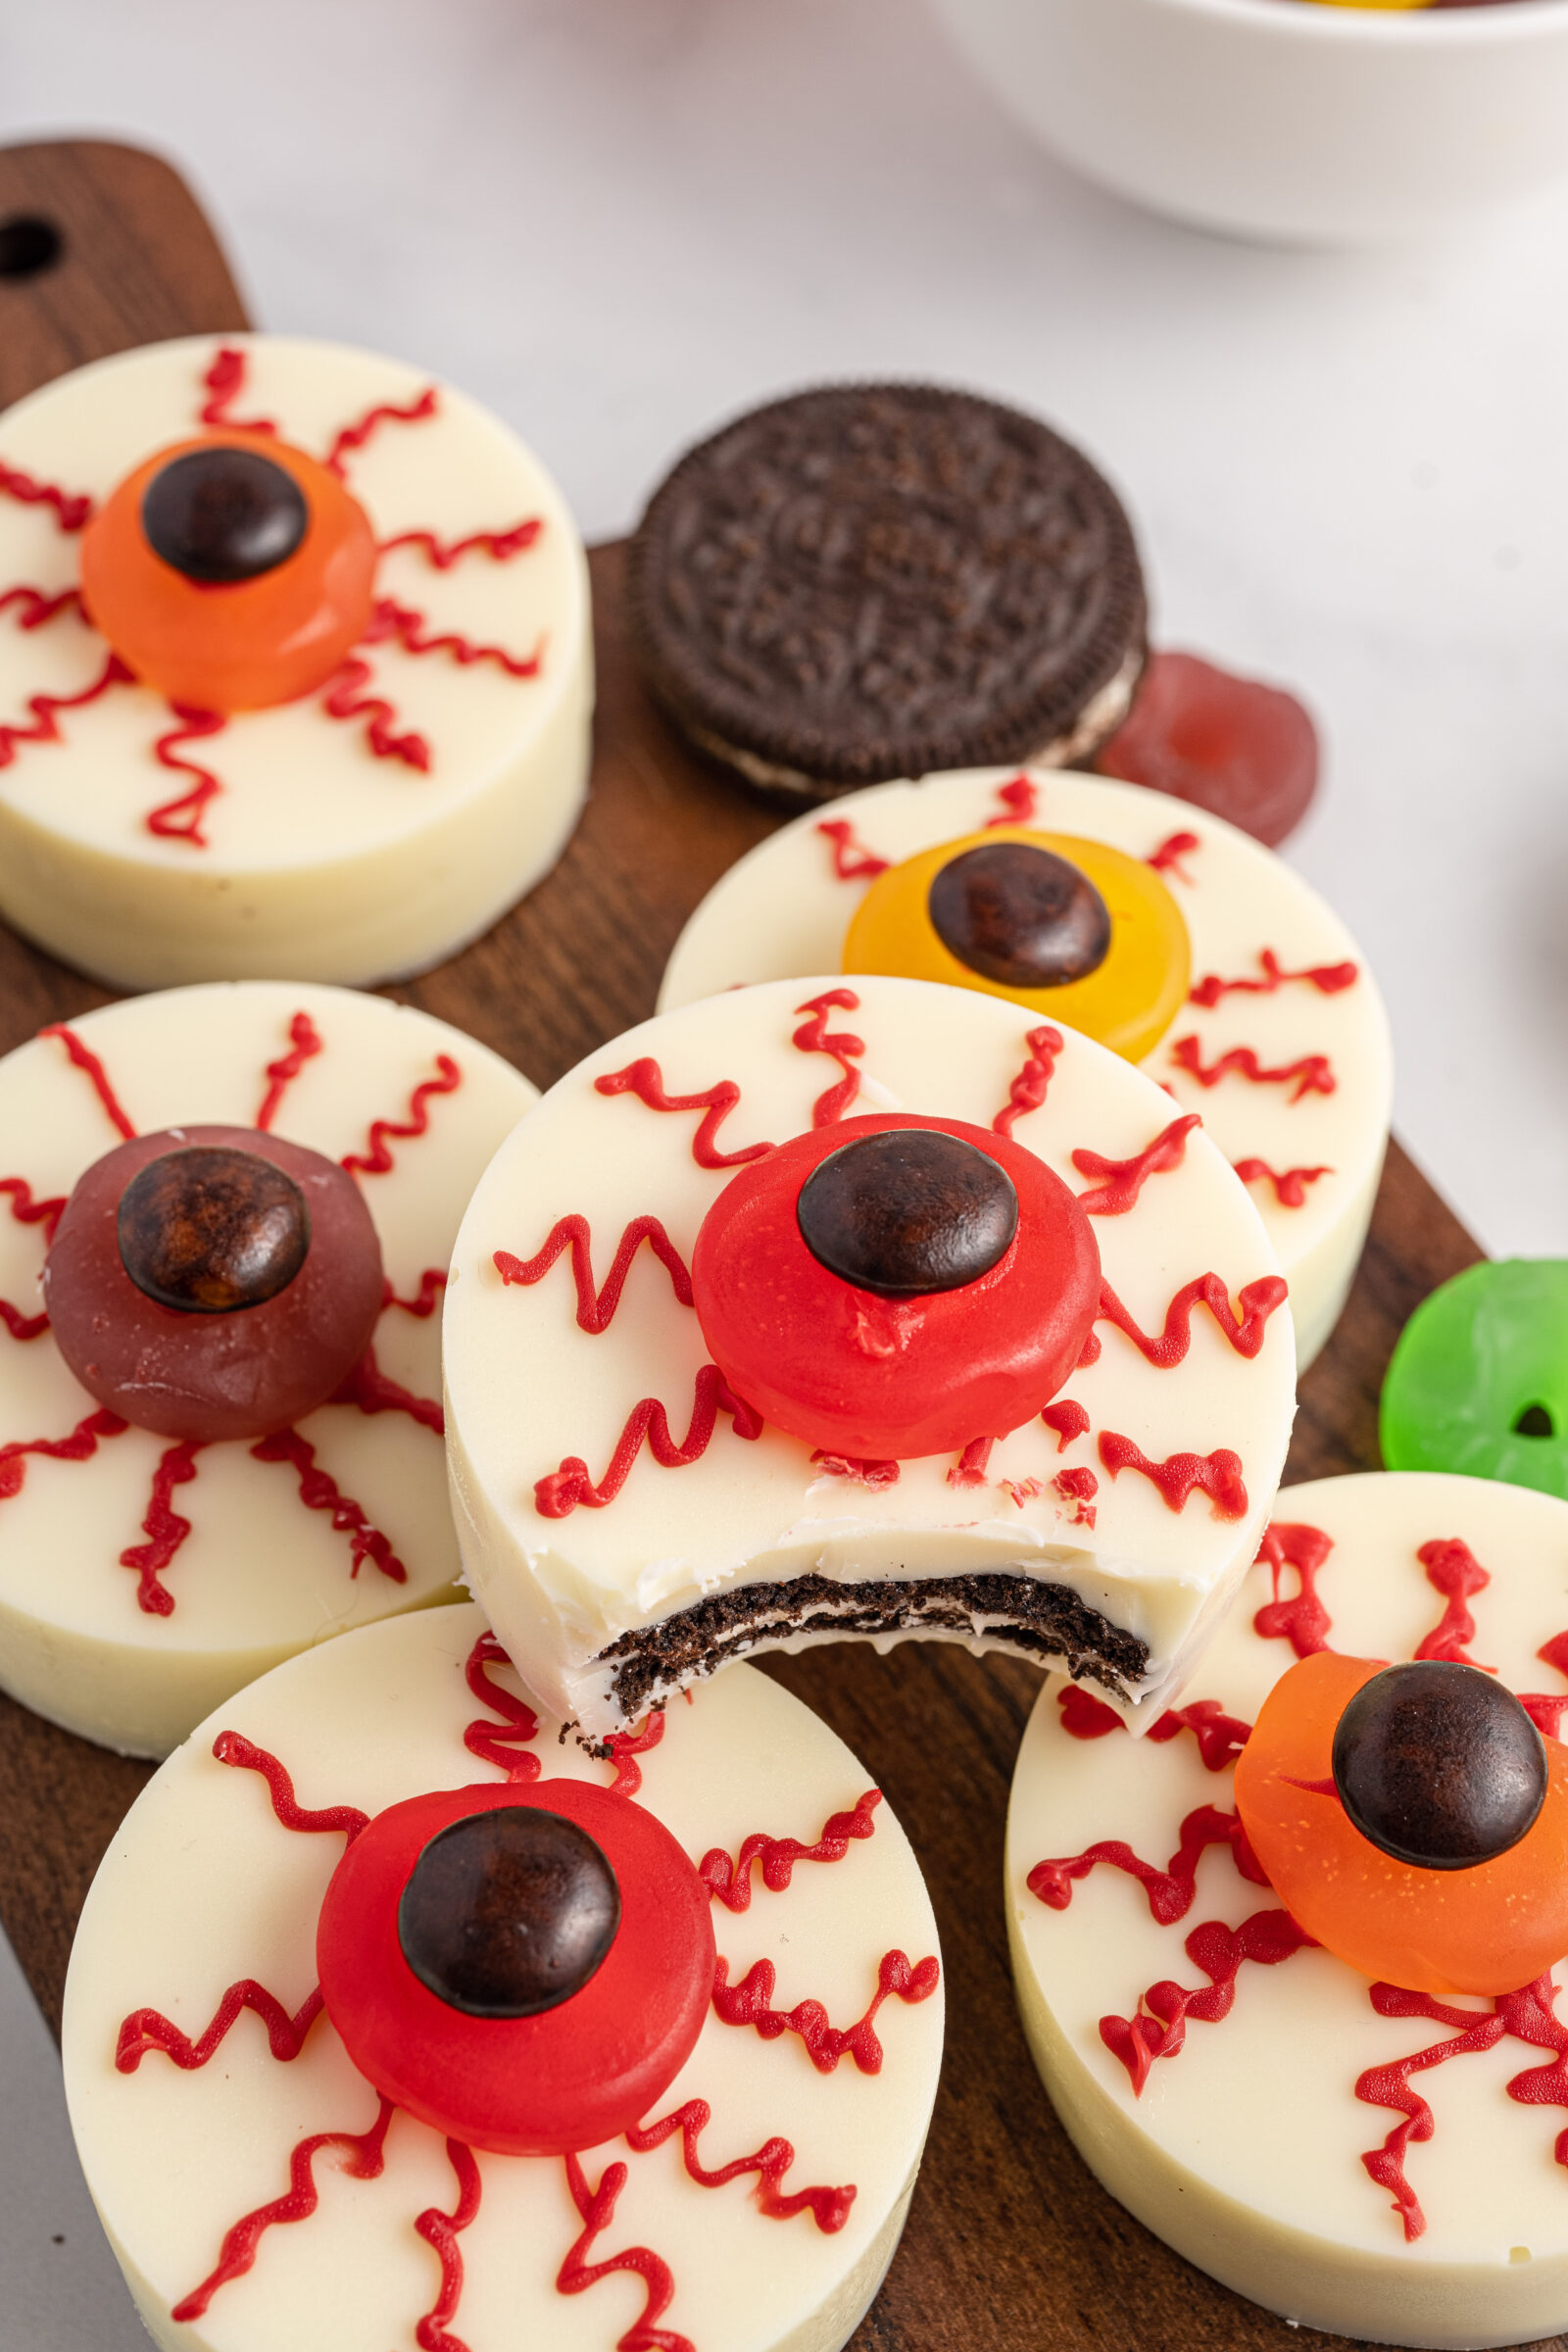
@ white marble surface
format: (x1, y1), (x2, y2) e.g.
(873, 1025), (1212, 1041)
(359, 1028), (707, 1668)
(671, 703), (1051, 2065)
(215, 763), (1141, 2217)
(1, 1), (1567, 2343)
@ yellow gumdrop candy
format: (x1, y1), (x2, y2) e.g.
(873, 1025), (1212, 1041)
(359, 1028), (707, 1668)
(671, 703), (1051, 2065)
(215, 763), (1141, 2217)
(843, 826), (1191, 1065)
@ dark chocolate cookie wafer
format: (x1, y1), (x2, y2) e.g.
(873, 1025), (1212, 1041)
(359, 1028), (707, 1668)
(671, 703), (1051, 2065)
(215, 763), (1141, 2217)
(627, 382), (1147, 802)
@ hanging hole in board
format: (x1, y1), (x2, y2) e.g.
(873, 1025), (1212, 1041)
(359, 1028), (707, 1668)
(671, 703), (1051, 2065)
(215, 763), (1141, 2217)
(0, 217), (64, 281)
(1514, 1403), (1555, 1439)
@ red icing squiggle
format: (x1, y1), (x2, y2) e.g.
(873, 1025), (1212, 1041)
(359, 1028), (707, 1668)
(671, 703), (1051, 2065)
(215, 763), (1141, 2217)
(1041, 1399), (1089, 1451)
(534, 1365), (762, 1518)
(413, 2137), (481, 2352)
(594, 1058), (770, 1169)
(1521, 1632), (1568, 1738)
(1234, 1158), (1331, 1209)
(329, 1346), (443, 1435)
(0, 459), (92, 532)
(385, 1268), (447, 1318)
(1098, 1433), (1249, 1519)
(792, 989), (863, 1127)
(948, 1436), (994, 1489)
(172, 2095), (395, 2324)
(1096, 1271), (1289, 1367)
(993, 1024), (1062, 1140)
(1028, 1801), (1265, 1929)
(1101, 1909), (1313, 2095)
(198, 347), (277, 436)
(1190, 950), (1358, 1007)
(987, 773), (1039, 827)
(0, 1403), (127, 1500)
(628, 2098), (854, 2232)
(462, 1629), (543, 1783)
(603, 1711), (665, 1798)
(1414, 1536), (1493, 1668)
(495, 1214), (694, 1329)
(1357, 1975), (1568, 2242)
(255, 1011), (323, 1131)
(816, 817), (889, 880)
(699, 1789), (880, 1912)
(0, 1176), (66, 1242)
(1358, 1986), (1505, 2240)
(319, 657), (431, 769)
(342, 1054), (461, 1176)
(120, 1439), (204, 1615)
(1055, 1682), (1251, 1772)
(1253, 1520), (1335, 1657)
(0, 583), (83, 629)
(378, 519), (542, 570)
(250, 1427), (407, 1582)
(0, 649), (132, 771)
(363, 595), (543, 680)
(559, 2149), (691, 2352)
(0, 1298), (47, 1342)
(1148, 830), (1200, 882)
(147, 704), (226, 844)
(712, 1946), (940, 2075)
(117, 1980), (322, 2074)
(323, 385), (439, 477)
(1074, 1113), (1200, 1216)
(41, 1021), (137, 1138)
(1170, 1035), (1336, 1102)
(211, 1727), (369, 1842)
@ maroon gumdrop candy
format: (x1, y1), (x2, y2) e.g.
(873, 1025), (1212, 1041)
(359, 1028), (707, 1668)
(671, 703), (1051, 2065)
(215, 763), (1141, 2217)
(45, 1124), (384, 1443)
(1093, 649), (1319, 849)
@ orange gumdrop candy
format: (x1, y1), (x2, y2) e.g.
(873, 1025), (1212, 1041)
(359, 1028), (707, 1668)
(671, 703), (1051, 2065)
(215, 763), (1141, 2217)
(1234, 1649), (1568, 1996)
(79, 432), (376, 712)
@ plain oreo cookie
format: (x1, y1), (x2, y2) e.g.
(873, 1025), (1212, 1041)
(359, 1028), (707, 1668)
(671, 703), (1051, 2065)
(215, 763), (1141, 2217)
(627, 382), (1148, 802)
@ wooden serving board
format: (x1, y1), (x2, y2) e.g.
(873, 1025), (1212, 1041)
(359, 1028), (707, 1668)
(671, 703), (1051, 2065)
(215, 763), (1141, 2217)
(0, 137), (1502, 2352)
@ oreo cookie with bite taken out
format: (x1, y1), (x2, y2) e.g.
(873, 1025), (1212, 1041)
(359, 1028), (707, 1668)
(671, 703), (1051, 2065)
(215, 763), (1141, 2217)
(626, 382), (1148, 803)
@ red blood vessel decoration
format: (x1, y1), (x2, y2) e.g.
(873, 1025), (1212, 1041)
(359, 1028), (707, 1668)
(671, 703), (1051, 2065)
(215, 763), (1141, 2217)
(1094, 650), (1320, 849)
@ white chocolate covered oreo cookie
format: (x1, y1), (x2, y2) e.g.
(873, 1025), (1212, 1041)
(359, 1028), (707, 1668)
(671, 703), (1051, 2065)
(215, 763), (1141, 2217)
(63, 1602), (944, 2352)
(445, 974), (1296, 1740)
(660, 767), (1392, 1369)
(0, 982), (534, 1756)
(0, 334), (591, 988)
(1007, 1470), (1568, 2349)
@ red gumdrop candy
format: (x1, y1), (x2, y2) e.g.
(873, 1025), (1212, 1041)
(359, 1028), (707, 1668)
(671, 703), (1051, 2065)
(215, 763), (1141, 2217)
(44, 1125), (384, 1443)
(318, 1778), (715, 2157)
(692, 1112), (1101, 1460)
(1094, 650), (1319, 849)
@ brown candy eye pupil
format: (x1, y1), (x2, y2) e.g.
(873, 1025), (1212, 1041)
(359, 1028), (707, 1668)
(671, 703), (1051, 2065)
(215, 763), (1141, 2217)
(796, 1127), (1018, 1298)
(927, 841), (1111, 989)
(398, 1808), (622, 2020)
(141, 446), (309, 585)
(1332, 1659), (1548, 1872)
(117, 1146), (311, 1315)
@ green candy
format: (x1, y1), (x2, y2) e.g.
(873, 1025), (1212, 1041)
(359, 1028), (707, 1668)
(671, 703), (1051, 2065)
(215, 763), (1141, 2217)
(1381, 1259), (1568, 1499)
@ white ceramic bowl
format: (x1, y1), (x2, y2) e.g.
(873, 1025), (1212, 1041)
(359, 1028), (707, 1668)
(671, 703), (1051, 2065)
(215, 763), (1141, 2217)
(924, 0), (1568, 243)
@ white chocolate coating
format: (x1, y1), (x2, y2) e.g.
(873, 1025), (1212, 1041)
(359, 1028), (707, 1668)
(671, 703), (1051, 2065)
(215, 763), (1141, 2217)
(659, 768), (1393, 1371)
(1008, 1470), (1568, 2349)
(445, 974), (1295, 1736)
(0, 335), (592, 989)
(0, 983), (534, 1756)
(62, 1603), (944, 2352)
